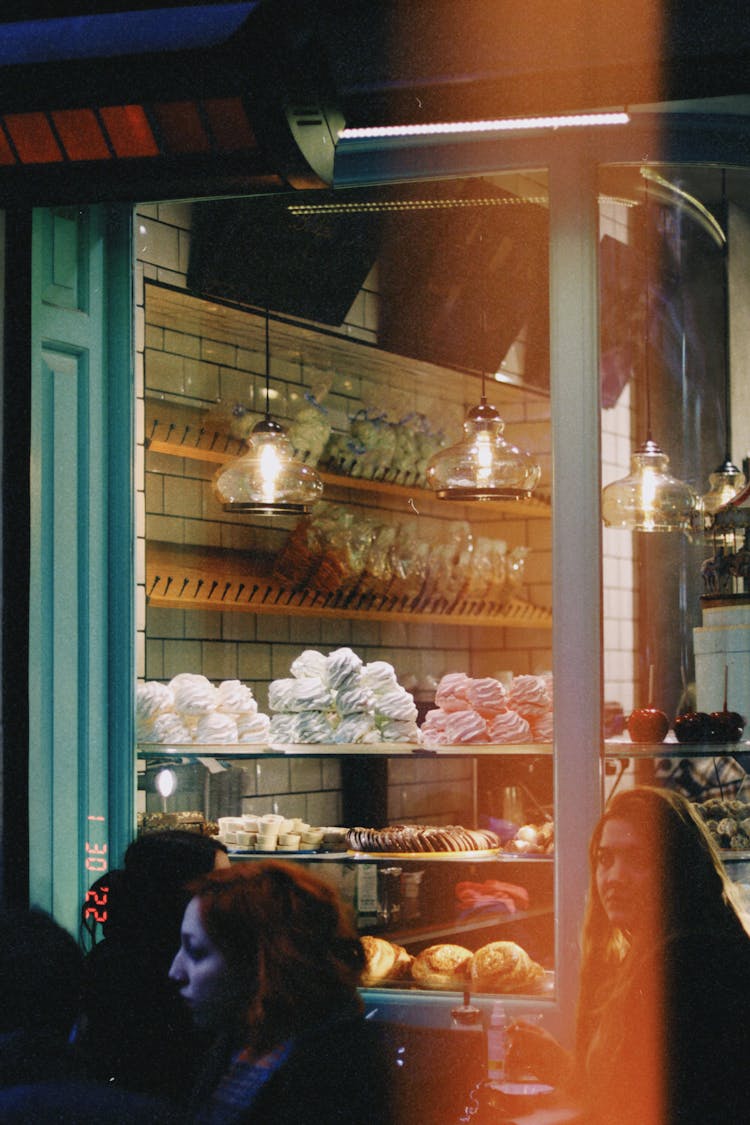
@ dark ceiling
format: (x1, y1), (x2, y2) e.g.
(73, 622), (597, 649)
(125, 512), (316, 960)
(0, 0), (748, 204)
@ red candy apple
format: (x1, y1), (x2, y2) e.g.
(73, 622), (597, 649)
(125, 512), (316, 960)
(627, 707), (669, 744)
(673, 711), (711, 743)
(707, 709), (746, 743)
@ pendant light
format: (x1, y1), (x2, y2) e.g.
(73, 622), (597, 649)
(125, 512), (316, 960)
(425, 237), (541, 501)
(601, 176), (698, 532)
(213, 309), (323, 515)
(701, 171), (745, 523)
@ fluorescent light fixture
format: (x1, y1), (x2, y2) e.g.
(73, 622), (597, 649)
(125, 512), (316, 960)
(287, 195), (547, 216)
(340, 111), (630, 141)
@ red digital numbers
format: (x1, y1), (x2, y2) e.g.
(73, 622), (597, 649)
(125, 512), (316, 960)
(85, 841), (108, 872)
(83, 885), (109, 924)
(84, 814), (108, 927)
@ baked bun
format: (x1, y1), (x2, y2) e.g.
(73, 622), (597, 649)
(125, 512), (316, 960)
(412, 943), (473, 990)
(470, 940), (546, 993)
(361, 935), (414, 986)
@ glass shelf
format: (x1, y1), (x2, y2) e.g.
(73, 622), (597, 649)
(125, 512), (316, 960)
(137, 741), (555, 759)
(605, 738), (750, 759)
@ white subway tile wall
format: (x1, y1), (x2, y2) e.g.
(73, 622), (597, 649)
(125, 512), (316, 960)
(600, 198), (637, 715)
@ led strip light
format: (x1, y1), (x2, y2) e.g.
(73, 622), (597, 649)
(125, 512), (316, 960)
(339, 111), (630, 140)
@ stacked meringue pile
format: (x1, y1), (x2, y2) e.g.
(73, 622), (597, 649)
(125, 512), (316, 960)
(421, 672), (553, 748)
(268, 647), (420, 745)
(136, 674), (271, 745)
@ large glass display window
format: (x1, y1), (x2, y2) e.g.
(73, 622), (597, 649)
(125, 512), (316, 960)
(135, 171), (558, 1019)
(599, 161), (750, 894)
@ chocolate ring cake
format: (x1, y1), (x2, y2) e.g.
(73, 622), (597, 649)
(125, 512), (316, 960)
(346, 824), (500, 853)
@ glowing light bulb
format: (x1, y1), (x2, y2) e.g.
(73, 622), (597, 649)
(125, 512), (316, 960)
(155, 768), (176, 798)
(602, 439), (697, 532)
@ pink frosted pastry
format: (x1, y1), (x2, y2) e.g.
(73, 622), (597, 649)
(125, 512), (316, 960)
(216, 680), (258, 715)
(507, 675), (551, 718)
(420, 709), (449, 748)
(421, 708), (448, 732)
(530, 712), (554, 742)
(487, 710), (532, 743)
(435, 672), (472, 712)
(444, 709), (489, 744)
(465, 677), (508, 718)
(421, 728), (450, 748)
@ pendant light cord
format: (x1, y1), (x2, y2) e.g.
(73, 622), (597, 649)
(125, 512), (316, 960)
(643, 176), (653, 443)
(721, 169), (732, 463)
(264, 305), (271, 422)
(480, 229), (488, 404)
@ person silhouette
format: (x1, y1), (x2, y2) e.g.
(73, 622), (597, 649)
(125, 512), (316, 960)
(77, 829), (229, 1105)
(508, 786), (750, 1125)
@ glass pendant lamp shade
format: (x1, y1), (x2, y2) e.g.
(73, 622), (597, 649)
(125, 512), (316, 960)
(213, 417), (323, 515)
(701, 458), (746, 520)
(600, 171), (698, 533)
(426, 396), (541, 500)
(601, 438), (698, 531)
(212, 308), (323, 515)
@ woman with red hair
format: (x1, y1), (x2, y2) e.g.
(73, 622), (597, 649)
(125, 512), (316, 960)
(169, 860), (392, 1125)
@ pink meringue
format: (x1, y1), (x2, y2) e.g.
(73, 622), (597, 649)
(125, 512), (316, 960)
(444, 709), (489, 744)
(465, 677), (508, 718)
(507, 674), (551, 718)
(487, 710), (532, 744)
(435, 672), (472, 712)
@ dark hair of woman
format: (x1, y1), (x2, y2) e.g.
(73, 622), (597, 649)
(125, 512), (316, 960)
(575, 785), (750, 1122)
(81, 829), (228, 952)
(188, 860), (365, 1056)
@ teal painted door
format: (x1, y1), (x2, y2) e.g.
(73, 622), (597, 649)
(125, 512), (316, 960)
(29, 205), (134, 934)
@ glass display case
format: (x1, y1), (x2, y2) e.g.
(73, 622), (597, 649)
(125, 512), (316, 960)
(598, 161), (750, 904)
(137, 170), (559, 1021)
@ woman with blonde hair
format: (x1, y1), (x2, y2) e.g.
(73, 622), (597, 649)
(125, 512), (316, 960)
(169, 860), (392, 1124)
(510, 786), (750, 1124)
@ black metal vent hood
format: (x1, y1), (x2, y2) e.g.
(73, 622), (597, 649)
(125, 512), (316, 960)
(0, 0), (344, 205)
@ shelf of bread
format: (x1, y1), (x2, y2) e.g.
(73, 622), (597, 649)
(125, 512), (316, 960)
(144, 403), (551, 518)
(146, 541), (553, 629)
(138, 741), (553, 759)
(360, 935), (552, 994)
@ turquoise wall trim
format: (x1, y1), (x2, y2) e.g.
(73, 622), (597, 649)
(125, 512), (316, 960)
(29, 205), (134, 934)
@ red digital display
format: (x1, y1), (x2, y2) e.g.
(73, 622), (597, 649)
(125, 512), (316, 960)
(83, 884), (109, 925)
(84, 814), (109, 925)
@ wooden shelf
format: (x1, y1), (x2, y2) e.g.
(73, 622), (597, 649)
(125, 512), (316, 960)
(146, 541), (553, 630)
(145, 405), (552, 518)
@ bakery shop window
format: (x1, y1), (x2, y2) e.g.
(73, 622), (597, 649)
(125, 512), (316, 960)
(600, 163), (750, 788)
(136, 170), (555, 997)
